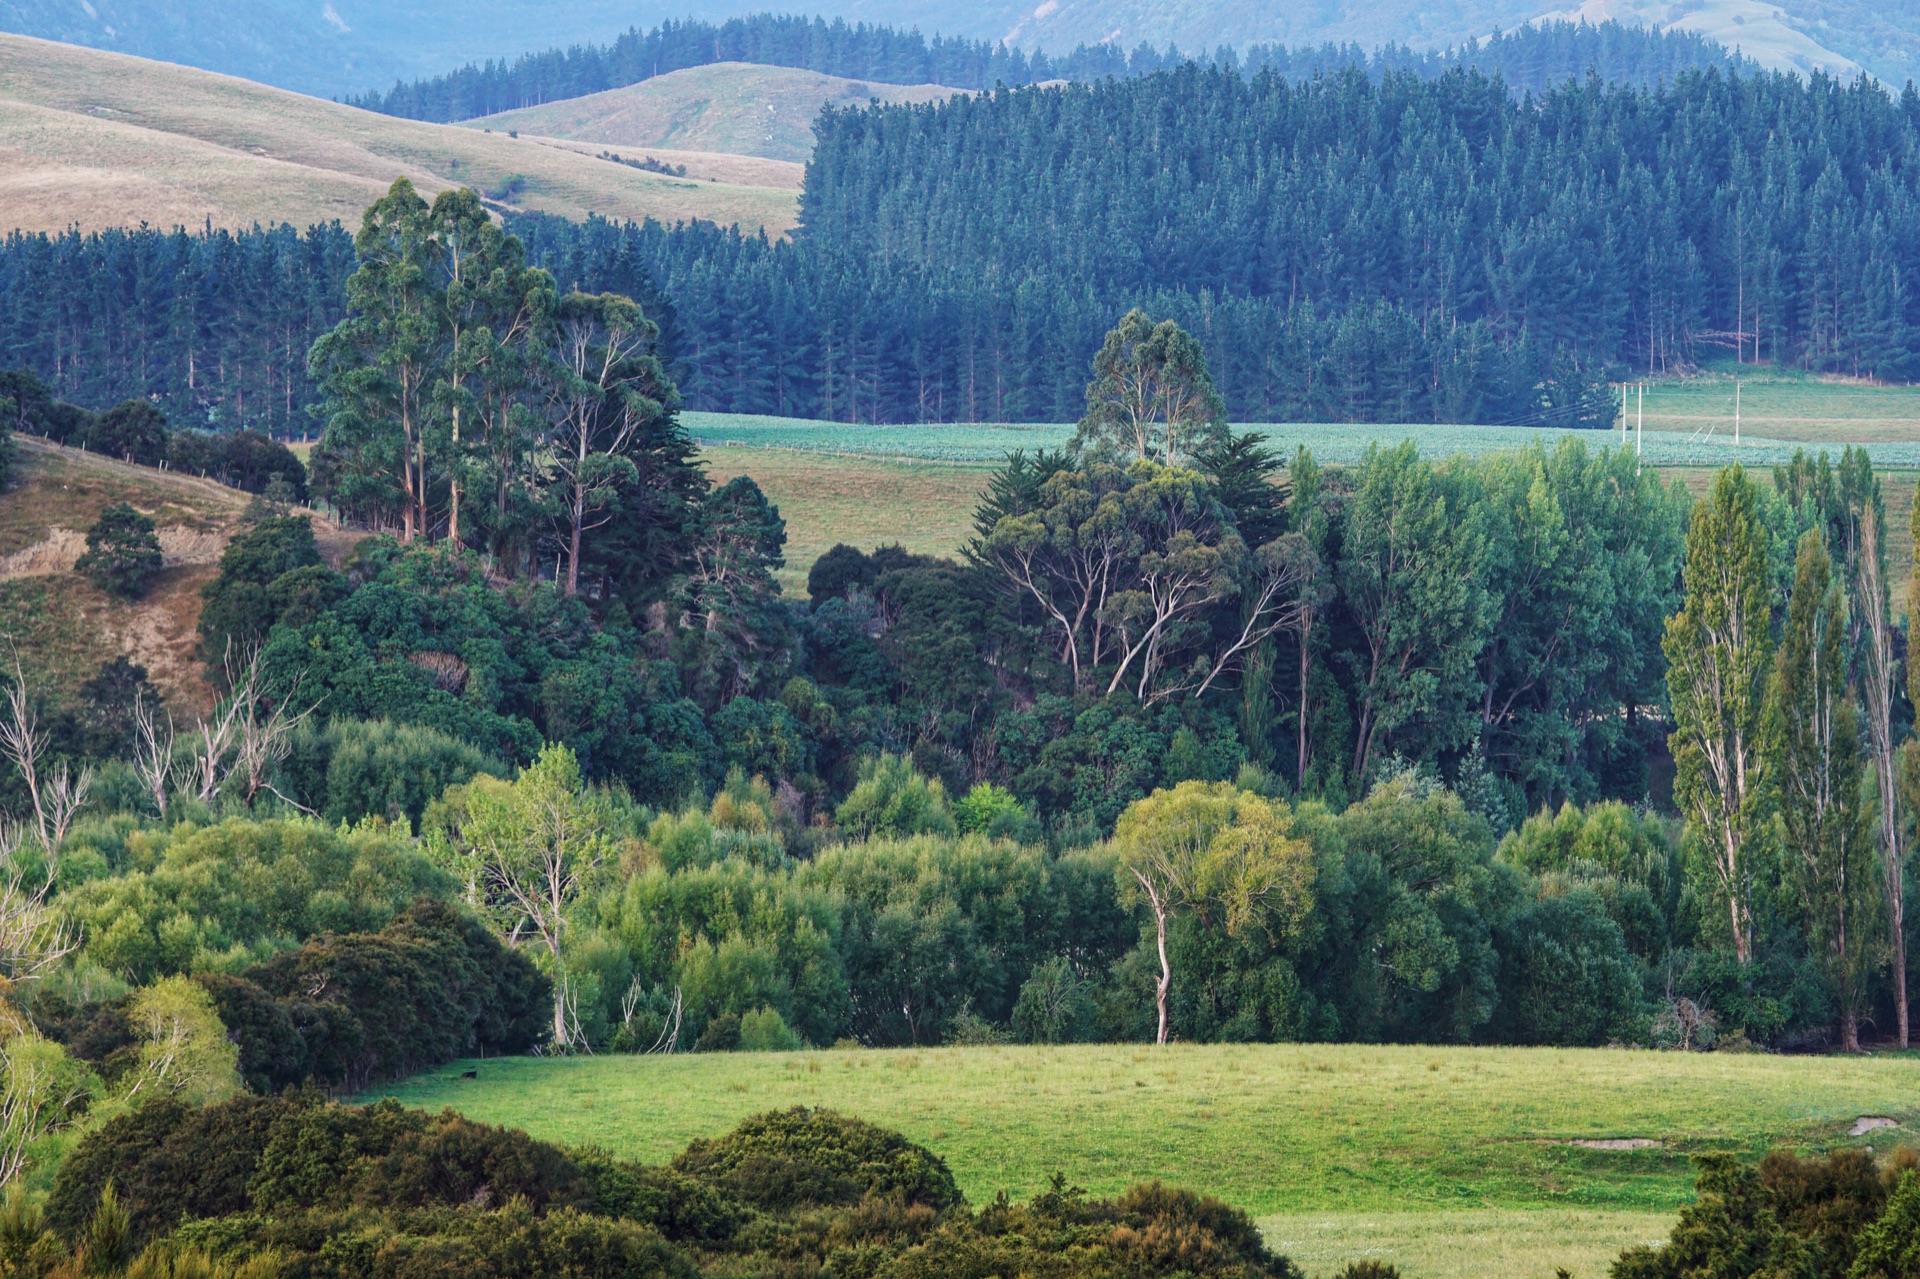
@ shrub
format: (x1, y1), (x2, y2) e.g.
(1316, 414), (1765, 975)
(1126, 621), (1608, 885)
(196, 515), (324, 663)
(835, 753), (954, 839)
(954, 781), (1040, 842)
(76, 503), (163, 598)
(281, 718), (506, 829)
(199, 897), (550, 1093)
(1490, 892), (1644, 1046)
(737, 1006), (802, 1051)
(1011, 956), (1093, 1044)
(568, 1152), (743, 1242)
(87, 400), (169, 465)
(61, 817), (454, 983)
(220, 431), (308, 499)
(51, 1095), (591, 1246)
(1613, 1151), (1894, 1279)
(49, 1101), (1318, 1279)
(670, 1107), (961, 1212)
(693, 1012), (741, 1052)
(46, 1094), (297, 1243)
(805, 543), (875, 603)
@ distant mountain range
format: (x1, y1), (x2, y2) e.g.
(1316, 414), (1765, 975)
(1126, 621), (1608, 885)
(2, 0), (1915, 96)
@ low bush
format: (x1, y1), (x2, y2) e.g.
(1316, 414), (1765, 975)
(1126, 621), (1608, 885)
(42, 1100), (1309, 1279)
(670, 1106), (962, 1212)
(1616, 1149), (1912, 1279)
(58, 817), (453, 983)
(198, 897), (550, 1093)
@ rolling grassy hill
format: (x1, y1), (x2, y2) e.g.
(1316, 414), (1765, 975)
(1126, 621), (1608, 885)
(0, 34), (800, 235)
(374, 1040), (1920, 1279)
(466, 63), (967, 164)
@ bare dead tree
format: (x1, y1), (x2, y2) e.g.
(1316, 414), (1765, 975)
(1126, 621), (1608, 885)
(225, 649), (317, 810)
(646, 987), (683, 1054)
(131, 690), (175, 820)
(0, 656), (48, 849)
(179, 696), (243, 806)
(42, 763), (89, 851)
(556, 979), (592, 1056)
(0, 1037), (83, 1190)
(0, 827), (77, 986)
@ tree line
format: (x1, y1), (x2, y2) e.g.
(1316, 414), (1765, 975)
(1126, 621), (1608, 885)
(349, 14), (1744, 123)
(9, 61), (1920, 430)
(10, 195), (1920, 1063)
(0, 224), (356, 437)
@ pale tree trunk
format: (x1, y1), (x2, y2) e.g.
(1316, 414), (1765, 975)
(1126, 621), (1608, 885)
(400, 405), (417, 543)
(448, 403), (462, 548)
(1725, 829), (1752, 966)
(1134, 870), (1171, 1045)
(416, 432), (430, 542)
(566, 425), (587, 596)
(1296, 610), (1313, 789)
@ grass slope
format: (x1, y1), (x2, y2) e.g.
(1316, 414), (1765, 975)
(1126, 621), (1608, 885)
(374, 1042), (1920, 1279)
(0, 35), (799, 235)
(700, 444), (988, 595)
(1611, 365), (1920, 442)
(0, 437), (360, 714)
(467, 63), (966, 164)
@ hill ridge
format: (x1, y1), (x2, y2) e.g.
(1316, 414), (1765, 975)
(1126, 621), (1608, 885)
(0, 32), (799, 235)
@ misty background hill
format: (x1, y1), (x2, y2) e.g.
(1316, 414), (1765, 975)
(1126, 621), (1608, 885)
(4, 0), (1917, 97)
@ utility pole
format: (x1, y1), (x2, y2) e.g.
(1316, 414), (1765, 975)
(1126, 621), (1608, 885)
(1636, 383), (1644, 458)
(1735, 379), (1741, 445)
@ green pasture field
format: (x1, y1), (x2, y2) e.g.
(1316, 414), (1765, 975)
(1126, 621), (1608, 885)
(693, 449), (1920, 605)
(374, 1041), (1920, 1279)
(682, 406), (1920, 469)
(699, 443), (990, 594)
(1614, 365), (1920, 443)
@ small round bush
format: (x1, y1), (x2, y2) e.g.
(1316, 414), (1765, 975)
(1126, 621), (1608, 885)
(76, 503), (163, 598)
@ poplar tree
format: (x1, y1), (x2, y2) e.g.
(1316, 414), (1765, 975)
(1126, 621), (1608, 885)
(1665, 466), (1772, 965)
(1767, 530), (1874, 1049)
(1848, 466), (1907, 1047)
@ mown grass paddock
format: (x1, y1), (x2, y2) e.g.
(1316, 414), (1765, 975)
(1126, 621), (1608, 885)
(375, 1041), (1920, 1279)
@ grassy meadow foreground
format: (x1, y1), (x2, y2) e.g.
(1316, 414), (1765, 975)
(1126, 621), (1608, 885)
(377, 1041), (1920, 1278)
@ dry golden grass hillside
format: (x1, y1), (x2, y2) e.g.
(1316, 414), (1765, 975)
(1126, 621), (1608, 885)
(467, 62), (966, 164)
(0, 34), (800, 235)
(0, 438), (361, 715)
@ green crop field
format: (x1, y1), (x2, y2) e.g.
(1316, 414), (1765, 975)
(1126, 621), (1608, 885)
(690, 387), (1920, 600)
(681, 407), (1920, 469)
(374, 1041), (1920, 1279)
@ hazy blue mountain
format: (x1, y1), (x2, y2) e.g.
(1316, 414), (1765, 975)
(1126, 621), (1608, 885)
(0, 0), (712, 95)
(2, 0), (1915, 95)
